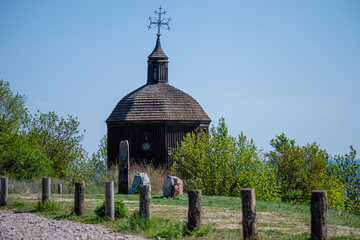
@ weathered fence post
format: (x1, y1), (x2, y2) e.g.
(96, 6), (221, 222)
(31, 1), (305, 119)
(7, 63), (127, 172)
(139, 184), (151, 219)
(311, 190), (327, 240)
(0, 177), (8, 206)
(241, 188), (257, 240)
(187, 189), (202, 231)
(58, 184), (62, 194)
(42, 177), (51, 202)
(105, 181), (114, 221)
(74, 181), (85, 216)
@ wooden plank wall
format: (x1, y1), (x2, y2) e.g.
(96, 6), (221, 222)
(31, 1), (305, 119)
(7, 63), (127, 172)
(107, 123), (209, 169)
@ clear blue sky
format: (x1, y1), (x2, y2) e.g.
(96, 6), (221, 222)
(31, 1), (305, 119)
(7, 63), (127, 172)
(1, 0), (359, 157)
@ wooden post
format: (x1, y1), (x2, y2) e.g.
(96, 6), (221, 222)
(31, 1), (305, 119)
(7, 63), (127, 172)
(187, 189), (201, 231)
(241, 188), (257, 240)
(0, 177), (8, 206)
(105, 181), (114, 221)
(139, 184), (151, 219)
(74, 182), (85, 216)
(311, 190), (327, 240)
(42, 177), (51, 202)
(118, 140), (130, 194)
(58, 184), (62, 194)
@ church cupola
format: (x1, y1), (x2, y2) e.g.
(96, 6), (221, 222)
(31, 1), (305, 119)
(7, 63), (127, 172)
(147, 35), (169, 84)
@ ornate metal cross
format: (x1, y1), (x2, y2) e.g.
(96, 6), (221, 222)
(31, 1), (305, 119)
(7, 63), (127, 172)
(148, 6), (171, 36)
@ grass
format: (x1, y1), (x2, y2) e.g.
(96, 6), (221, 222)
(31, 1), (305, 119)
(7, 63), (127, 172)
(33, 200), (61, 212)
(2, 191), (360, 239)
(2, 170), (360, 239)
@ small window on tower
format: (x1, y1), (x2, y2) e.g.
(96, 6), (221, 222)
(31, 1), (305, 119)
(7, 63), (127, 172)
(153, 67), (157, 80)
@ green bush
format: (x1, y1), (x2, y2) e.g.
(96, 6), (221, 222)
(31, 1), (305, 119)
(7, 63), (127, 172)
(268, 133), (346, 209)
(334, 146), (360, 214)
(94, 199), (128, 219)
(0, 134), (53, 180)
(171, 118), (281, 201)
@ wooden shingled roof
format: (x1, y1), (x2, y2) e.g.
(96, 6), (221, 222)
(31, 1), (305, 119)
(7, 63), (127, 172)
(106, 82), (211, 123)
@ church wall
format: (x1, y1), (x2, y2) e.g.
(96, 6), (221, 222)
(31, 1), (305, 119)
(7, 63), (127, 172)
(107, 122), (209, 169)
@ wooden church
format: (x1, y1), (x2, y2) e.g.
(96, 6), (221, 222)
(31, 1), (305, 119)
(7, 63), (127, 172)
(106, 35), (211, 168)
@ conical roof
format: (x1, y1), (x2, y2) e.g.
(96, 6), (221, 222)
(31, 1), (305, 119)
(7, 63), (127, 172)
(106, 83), (211, 123)
(148, 35), (168, 59)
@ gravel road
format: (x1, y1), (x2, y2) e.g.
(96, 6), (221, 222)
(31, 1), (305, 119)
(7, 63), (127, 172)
(0, 210), (145, 240)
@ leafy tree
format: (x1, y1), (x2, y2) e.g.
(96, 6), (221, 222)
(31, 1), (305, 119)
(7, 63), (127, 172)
(0, 80), (53, 179)
(64, 146), (92, 185)
(171, 118), (281, 201)
(0, 133), (53, 179)
(268, 133), (345, 209)
(89, 135), (107, 178)
(25, 111), (85, 178)
(0, 80), (27, 145)
(334, 146), (360, 214)
(65, 135), (109, 186)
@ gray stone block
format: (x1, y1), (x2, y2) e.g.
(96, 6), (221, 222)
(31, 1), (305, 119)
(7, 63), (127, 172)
(128, 173), (150, 194)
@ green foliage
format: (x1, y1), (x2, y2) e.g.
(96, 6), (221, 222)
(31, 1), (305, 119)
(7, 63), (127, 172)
(0, 79), (27, 139)
(0, 80), (92, 181)
(25, 111), (85, 178)
(0, 134), (53, 180)
(89, 135), (107, 178)
(64, 147), (93, 185)
(94, 199), (128, 219)
(268, 133), (346, 209)
(171, 118), (281, 201)
(334, 146), (360, 214)
(0, 80), (53, 180)
(33, 200), (61, 212)
(66, 135), (109, 186)
(117, 210), (211, 239)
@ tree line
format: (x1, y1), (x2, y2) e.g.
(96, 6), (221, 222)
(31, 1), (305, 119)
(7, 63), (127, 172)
(171, 118), (360, 214)
(0, 80), (106, 184)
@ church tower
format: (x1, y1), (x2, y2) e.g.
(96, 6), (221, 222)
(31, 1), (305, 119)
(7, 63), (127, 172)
(106, 7), (211, 168)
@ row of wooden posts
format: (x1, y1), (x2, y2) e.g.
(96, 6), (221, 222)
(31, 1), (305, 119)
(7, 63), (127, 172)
(0, 177), (328, 239)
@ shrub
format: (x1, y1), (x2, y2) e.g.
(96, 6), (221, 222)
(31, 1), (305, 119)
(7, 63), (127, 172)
(94, 199), (128, 219)
(334, 146), (360, 214)
(171, 118), (281, 201)
(0, 134), (53, 180)
(268, 133), (346, 209)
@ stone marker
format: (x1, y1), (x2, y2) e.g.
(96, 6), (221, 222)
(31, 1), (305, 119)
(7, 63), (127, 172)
(188, 189), (201, 231)
(0, 177), (8, 206)
(128, 173), (150, 194)
(163, 176), (174, 197)
(311, 190), (327, 240)
(58, 184), (62, 194)
(118, 140), (130, 194)
(42, 177), (51, 202)
(74, 181), (85, 216)
(172, 176), (183, 197)
(139, 184), (151, 219)
(163, 176), (183, 198)
(241, 188), (257, 240)
(105, 181), (114, 221)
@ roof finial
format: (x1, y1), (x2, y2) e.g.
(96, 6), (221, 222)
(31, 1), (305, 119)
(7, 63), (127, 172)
(147, 6), (171, 36)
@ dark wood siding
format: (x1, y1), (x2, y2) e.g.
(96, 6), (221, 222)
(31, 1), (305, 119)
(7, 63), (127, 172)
(107, 122), (209, 169)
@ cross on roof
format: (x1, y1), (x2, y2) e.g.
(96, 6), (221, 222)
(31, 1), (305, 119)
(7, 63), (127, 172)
(147, 6), (171, 36)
